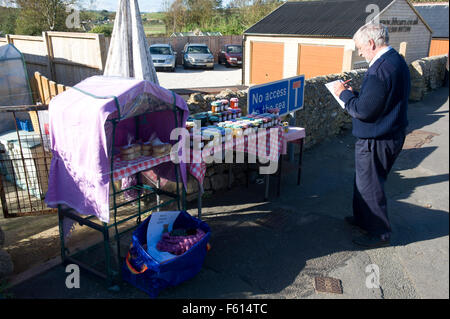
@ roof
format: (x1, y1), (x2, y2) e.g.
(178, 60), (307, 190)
(244, 0), (421, 38)
(185, 43), (209, 47)
(170, 31), (223, 37)
(171, 32), (198, 37)
(150, 43), (172, 47)
(414, 3), (449, 38)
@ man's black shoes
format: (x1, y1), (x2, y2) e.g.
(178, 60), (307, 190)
(344, 216), (391, 248)
(352, 234), (391, 248)
(344, 216), (358, 227)
(344, 216), (367, 234)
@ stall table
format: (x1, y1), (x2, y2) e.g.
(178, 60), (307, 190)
(187, 126), (306, 218)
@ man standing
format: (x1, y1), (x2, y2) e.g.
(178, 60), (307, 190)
(334, 23), (410, 248)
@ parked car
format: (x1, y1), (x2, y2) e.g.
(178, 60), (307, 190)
(149, 44), (177, 72)
(182, 43), (214, 70)
(218, 44), (242, 68)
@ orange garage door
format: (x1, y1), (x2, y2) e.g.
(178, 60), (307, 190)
(429, 39), (449, 57)
(298, 45), (344, 79)
(250, 41), (284, 85)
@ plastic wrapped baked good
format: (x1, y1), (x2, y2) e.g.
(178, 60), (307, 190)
(152, 137), (171, 157)
(121, 144), (142, 160)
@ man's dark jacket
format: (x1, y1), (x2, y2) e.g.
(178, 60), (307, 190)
(340, 49), (410, 139)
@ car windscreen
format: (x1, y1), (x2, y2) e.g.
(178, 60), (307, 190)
(187, 46), (210, 54)
(226, 46), (242, 54)
(150, 47), (171, 55)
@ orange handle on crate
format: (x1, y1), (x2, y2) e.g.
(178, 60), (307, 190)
(125, 251), (148, 275)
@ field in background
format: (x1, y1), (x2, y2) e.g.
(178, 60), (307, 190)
(141, 12), (167, 36)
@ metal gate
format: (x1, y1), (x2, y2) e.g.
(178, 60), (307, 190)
(0, 105), (56, 218)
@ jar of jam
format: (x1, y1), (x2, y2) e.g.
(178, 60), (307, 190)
(221, 99), (229, 111)
(230, 98), (239, 109)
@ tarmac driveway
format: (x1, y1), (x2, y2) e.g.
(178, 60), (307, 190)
(156, 64), (243, 89)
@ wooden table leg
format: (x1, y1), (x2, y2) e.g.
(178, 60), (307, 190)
(197, 179), (202, 219)
(264, 172), (270, 201)
(277, 154), (283, 197)
(297, 139), (304, 185)
(228, 163), (232, 190)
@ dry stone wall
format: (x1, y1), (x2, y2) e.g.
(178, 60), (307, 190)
(409, 54), (448, 101)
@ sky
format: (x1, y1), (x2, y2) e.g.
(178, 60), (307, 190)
(80, 0), (233, 13)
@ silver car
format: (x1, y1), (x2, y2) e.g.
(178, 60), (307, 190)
(182, 43), (214, 70)
(150, 44), (177, 72)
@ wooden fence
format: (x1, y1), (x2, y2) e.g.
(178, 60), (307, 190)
(0, 33), (242, 87)
(30, 72), (70, 105)
(1, 32), (107, 87)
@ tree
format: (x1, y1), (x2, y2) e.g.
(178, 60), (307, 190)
(14, 0), (78, 35)
(163, 0), (187, 33)
(0, 7), (18, 35)
(185, 0), (222, 29)
(227, 0), (282, 31)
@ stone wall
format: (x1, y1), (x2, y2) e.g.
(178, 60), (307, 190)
(409, 54), (448, 101)
(180, 54), (448, 198)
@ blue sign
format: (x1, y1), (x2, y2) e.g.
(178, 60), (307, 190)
(248, 75), (305, 116)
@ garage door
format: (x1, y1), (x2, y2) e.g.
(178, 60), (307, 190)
(250, 42), (284, 85)
(297, 45), (344, 79)
(429, 39), (449, 57)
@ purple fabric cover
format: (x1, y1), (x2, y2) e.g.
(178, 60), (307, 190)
(45, 76), (189, 224)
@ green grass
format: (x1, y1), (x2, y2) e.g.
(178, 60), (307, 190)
(143, 23), (166, 35)
(100, 22), (166, 36)
(142, 12), (166, 21)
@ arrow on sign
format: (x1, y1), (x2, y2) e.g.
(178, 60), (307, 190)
(292, 80), (302, 108)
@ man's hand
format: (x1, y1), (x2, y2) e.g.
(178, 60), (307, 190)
(333, 81), (352, 97)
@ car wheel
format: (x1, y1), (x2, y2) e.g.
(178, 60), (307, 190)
(209, 65), (214, 70)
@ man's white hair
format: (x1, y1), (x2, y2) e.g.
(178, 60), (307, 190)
(353, 23), (389, 47)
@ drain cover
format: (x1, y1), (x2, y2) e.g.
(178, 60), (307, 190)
(403, 130), (439, 150)
(314, 277), (343, 294)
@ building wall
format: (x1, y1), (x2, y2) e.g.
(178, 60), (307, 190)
(351, 0), (432, 68)
(378, 0), (431, 64)
(244, 36), (354, 86)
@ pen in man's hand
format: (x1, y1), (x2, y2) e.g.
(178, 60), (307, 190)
(342, 79), (352, 89)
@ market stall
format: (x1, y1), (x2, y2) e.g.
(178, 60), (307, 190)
(175, 100), (306, 218)
(45, 75), (189, 287)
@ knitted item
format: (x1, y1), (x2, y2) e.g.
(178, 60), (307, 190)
(157, 228), (206, 256)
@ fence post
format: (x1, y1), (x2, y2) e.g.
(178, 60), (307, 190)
(97, 34), (107, 71)
(399, 42), (407, 59)
(6, 34), (12, 44)
(43, 32), (56, 82)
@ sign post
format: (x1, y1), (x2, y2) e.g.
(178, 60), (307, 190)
(247, 75), (305, 116)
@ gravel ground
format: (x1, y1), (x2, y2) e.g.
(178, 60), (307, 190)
(156, 63), (243, 89)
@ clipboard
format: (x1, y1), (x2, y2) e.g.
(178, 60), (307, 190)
(325, 80), (346, 109)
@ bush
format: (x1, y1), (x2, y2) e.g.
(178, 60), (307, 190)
(89, 25), (113, 37)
